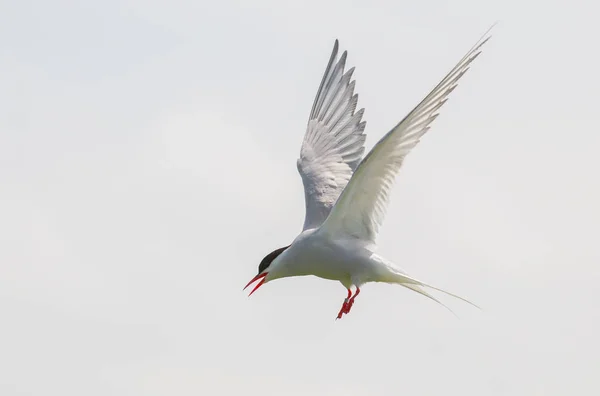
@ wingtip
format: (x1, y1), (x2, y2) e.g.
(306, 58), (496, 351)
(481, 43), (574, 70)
(340, 50), (348, 62)
(344, 66), (356, 80)
(329, 39), (340, 61)
(480, 22), (498, 42)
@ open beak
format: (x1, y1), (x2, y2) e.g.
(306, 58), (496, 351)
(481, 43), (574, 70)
(243, 272), (268, 296)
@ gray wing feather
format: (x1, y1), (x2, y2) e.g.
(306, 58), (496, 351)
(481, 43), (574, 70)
(297, 40), (367, 231)
(320, 29), (493, 241)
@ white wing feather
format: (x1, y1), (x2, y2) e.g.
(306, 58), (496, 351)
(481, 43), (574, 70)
(320, 31), (492, 241)
(297, 40), (367, 231)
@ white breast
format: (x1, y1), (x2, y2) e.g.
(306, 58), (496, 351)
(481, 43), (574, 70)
(272, 229), (378, 286)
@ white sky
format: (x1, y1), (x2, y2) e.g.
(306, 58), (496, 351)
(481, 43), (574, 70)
(1, 0), (599, 395)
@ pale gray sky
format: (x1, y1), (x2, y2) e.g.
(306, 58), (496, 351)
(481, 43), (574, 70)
(1, 0), (599, 395)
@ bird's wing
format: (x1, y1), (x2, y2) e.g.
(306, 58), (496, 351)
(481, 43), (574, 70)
(297, 40), (367, 231)
(320, 29), (492, 242)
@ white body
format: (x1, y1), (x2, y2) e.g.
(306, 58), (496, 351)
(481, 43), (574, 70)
(266, 228), (473, 310)
(254, 29), (493, 312)
(268, 229), (384, 287)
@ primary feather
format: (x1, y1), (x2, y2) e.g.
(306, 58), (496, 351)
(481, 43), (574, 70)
(297, 40), (367, 231)
(321, 32), (492, 242)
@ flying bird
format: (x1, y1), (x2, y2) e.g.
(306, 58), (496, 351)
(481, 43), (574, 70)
(245, 28), (492, 319)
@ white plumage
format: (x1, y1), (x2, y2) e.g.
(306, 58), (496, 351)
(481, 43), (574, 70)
(298, 41), (366, 231)
(245, 28), (493, 319)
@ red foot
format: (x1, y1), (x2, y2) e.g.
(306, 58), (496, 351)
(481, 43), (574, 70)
(336, 287), (361, 319)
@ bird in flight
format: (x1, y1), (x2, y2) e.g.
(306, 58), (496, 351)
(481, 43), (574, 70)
(245, 28), (492, 319)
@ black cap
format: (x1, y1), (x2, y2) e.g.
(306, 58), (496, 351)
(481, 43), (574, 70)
(258, 245), (290, 274)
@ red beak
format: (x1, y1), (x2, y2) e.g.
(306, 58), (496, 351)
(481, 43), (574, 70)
(243, 272), (268, 296)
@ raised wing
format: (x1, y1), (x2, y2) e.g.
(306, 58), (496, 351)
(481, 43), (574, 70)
(320, 29), (493, 242)
(297, 40), (367, 231)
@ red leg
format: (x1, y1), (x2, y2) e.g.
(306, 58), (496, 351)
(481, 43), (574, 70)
(344, 287), (360, 314)
(336, 288), (352, 320)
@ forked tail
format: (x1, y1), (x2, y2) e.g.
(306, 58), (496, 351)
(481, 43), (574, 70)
(373, 255), (480, 315)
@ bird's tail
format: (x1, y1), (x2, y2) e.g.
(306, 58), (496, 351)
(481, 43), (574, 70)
(373, 255), (480, 315)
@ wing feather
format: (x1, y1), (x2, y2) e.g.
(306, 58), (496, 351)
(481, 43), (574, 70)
(320, 29), (493, 241)
(298, 40), (367, 231)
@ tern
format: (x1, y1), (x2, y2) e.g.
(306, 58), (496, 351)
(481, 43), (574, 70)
(245, 29), (492, 319)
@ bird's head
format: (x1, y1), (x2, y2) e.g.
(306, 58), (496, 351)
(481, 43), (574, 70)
(244, 245), (290, 296)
